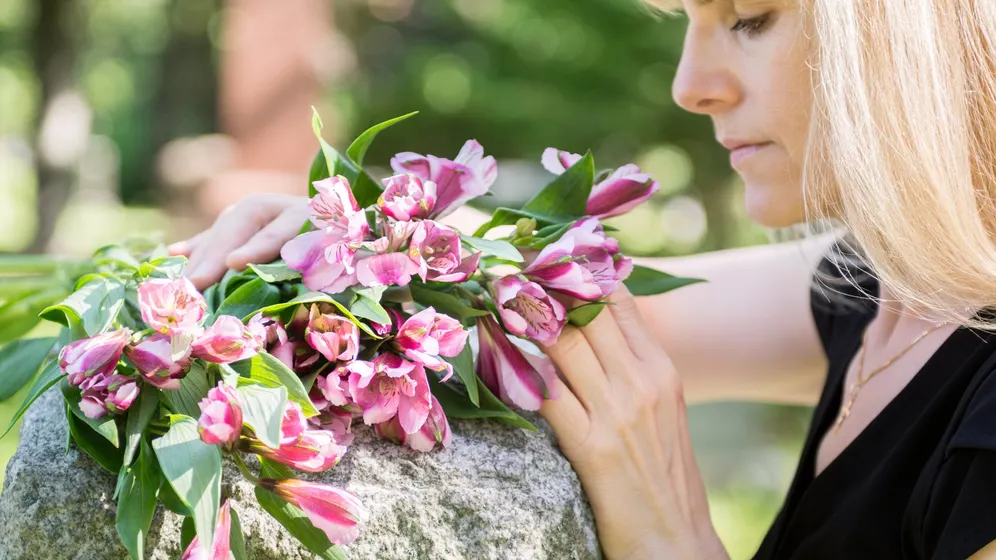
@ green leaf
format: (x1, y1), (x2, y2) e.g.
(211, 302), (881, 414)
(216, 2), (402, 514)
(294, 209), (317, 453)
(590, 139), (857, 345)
(428, 373), (536, 431)
(62, 379), (119, 446)
(1, 360), (62, 439)
(445, 344), (478, 407)
(255, 457), (348, 560)
(202, 285), (220, 314)
(236, 383), (287, 449)
(138, 256), (187, 279)
(623, 264), (706, 297)
(0, 288), (67, 345)
(473, 208), (574, 237)
(308, 150), (330, 197)
(459, 235), (523, 263)
(310, 107), (384, 208)
(230, 508), (249, 560)
(517, 222), (575, 250)
(567, 302), (608, 327)
(123, 387), (160, 468)
(159, 362), (211, 418)
(255, 291), (380, 338)
(180, 516), (196, 553)
(94, 245), (141, 270)
(159, 478), (193, 517)
(116, 439), (162, 560)
(66, 404), (124, 472)
(40, 276), (125, 337)
(409, 285), (489, 321)
(248, 262), (302, 283)
(346, 111), (418, 166)
(216, 278), (281, 323)
(0, 337), (55, 400)
(523, 151), (594, 217)
(153, 416), (223, 554)
(348, 286), (390, 325)
(229, 352), (319, 417)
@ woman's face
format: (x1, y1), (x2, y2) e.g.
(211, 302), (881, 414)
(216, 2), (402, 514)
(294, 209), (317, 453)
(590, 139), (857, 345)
(673, 0), (812, 228)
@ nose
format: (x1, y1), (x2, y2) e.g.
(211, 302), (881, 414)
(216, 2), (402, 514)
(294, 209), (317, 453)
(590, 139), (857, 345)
(671, 26), (741, 115)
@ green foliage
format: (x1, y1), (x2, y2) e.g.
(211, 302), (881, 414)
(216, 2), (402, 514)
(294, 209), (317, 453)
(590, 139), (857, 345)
(153, 416), (223, 555)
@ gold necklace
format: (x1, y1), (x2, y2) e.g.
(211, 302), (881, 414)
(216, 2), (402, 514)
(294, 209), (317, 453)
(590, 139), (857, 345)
(832, 320), (950, 434)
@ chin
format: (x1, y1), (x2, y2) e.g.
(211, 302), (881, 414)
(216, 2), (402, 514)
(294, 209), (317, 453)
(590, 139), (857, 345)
(742, 182), (806, 228)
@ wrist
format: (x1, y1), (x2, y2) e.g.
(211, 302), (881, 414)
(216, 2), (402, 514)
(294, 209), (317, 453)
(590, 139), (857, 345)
(618, 526), (727, 560)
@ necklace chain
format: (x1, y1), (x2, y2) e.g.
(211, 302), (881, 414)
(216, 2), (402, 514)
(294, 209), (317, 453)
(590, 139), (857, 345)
(832, 321), (950, 434)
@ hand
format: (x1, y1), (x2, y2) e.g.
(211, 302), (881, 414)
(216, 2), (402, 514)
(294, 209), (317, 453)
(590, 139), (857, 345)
(541, 287), (728, 560)
(169, 194), (311, 290)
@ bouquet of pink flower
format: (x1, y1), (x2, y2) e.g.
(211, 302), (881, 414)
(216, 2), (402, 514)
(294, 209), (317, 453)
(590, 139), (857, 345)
(0, 109), (699, 559)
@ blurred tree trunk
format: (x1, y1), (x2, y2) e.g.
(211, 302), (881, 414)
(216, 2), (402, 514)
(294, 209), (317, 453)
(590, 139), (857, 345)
(26, 0), (76, 254)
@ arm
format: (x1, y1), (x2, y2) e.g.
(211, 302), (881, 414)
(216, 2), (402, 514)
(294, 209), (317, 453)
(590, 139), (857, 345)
(634, 232), (839, 406)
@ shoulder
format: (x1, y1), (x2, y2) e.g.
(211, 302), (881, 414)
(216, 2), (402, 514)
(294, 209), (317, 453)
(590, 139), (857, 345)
(809, 236), (879, 355)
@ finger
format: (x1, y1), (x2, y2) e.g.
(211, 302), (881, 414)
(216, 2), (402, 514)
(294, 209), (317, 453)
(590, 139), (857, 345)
(226, 206), (310, 271)
(544, 326), (610, 411)
(578, 301), (635, 374)
(607, 284), (658, 360)
(167, 232), (205, 257)
(538, 375), (590, 451)
(186, 201), (284, 289)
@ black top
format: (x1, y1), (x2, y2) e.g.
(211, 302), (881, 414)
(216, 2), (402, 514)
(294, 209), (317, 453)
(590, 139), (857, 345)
(752, 251), (996, 560)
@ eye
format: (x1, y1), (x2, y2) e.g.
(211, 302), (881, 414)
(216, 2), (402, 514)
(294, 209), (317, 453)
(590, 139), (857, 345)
(731, 13), (772, 37)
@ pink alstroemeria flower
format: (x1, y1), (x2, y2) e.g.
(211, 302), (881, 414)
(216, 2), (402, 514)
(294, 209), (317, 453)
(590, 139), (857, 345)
(248, 401), (346, 472)
(475, 315), (558, 411)
(309, 175), (369, 242)
(281, 229), (359, 294)
(255, 428), (346, 472)
(180, 499), (232, 560)
(261, 479), (367, 545)
(390, 140), (497, 219)
(492, 275), (566, 346)
(347, 355), (432, 434)
(354, 251), (421, 288)
(59, 329), (131, 387)
(308, 404), (356, 447)
(520, 229), (604, 302)
(305, 305), (359, 363)
(541, 147), (660, 219)
(197, 382), (243, 448)
(279, 401), (309, 444)
(374, 394), (451, 452)
(191, 314), (266, 364)
(407, 221), (479, 283)
(394, 308), (468, 379)
(138, 277), (207, 336)
(315, 365), (351, 407)
(79, 373), (140, 419)
(125, 334), (190, 390)
(560, 217), (634, 296)
(378, 173), (437, 221)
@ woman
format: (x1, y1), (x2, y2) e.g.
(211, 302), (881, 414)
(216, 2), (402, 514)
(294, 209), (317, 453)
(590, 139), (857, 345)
(171, 0), (996, 557)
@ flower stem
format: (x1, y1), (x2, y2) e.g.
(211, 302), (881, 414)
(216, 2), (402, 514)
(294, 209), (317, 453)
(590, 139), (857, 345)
(233, 453), (260, 484)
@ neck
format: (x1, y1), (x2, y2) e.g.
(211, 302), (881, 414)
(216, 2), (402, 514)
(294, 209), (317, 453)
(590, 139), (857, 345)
(869, 282), (953, 349)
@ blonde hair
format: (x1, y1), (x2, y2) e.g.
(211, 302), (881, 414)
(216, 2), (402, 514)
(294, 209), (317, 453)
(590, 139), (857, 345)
(649, 0), (996, 329)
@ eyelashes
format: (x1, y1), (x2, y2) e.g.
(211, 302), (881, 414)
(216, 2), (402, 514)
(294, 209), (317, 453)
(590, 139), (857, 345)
(731, 13), (772, 37)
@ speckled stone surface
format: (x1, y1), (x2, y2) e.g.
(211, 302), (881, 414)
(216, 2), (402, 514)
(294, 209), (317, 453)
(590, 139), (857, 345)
(0, 389), (599, 559)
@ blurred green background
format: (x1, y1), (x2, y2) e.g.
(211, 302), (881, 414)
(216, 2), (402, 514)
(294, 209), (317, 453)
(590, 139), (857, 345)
(0, 0), (811, 557)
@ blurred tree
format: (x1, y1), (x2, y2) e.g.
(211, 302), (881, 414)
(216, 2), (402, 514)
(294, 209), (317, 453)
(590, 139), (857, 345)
(330, 0), (742, 253)
(26, 0), (77, 253)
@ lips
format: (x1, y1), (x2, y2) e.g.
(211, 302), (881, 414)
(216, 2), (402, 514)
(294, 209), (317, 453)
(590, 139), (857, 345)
(719, 139), (773, 168)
